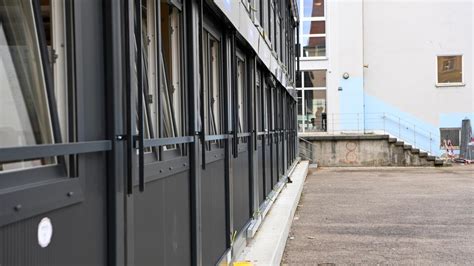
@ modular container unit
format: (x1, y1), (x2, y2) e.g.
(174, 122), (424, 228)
(0, 0), (299, 265)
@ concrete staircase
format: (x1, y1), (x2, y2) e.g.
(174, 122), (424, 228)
(388, 137), (445, 167)
(299, 134), (448, 167)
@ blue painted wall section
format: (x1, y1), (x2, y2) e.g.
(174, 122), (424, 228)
(364, 94), (439, 155)
(363, 94), (473, 156)
(337, 78), (472, 156)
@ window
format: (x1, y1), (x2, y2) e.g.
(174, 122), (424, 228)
(262, 0), (268, 35)
(161, 3), (185, 140)
(297, 70), (326, 89)
(0, 0), (58, 171)
(137, 0), (155, 152)
(440, 128), (461, 148)
(256, 71), (263, 132)
(437, 55), (463, 86)
(237, 54), (247, 134)
(303, 70), (326, 88)
(300, 0), (326, 58)
(203, 28), (223, 145)
(301, 36), (325, 57)
(269, 0), (274, 44)
(302, 0), (324, 18)
(297, 90), (303, 130)
(135, 1), (185, 153)
(303, 90), (326, 131)
(296, 70), (327, 132)
(302, 21), (325, 35)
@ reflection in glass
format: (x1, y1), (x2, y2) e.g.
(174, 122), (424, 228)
(437, 55), (462, 84)
(295, 71), (302, 88)
(302, 21), (325, 35)
(302, 36), (326, 57)
(297, 90), (303, 131)
(0, 0), (55, 171)
(303, 70), (326, 88)
(304, 90), (326, 132)
(303, 0), (324, 18)
(237, 58), (246, 133)
(137, 2), (185, 152)
(203, 31), (222, 145)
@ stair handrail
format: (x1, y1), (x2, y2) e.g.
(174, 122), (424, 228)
(298, 137), (316, 163)
(300, 112), (443, 155)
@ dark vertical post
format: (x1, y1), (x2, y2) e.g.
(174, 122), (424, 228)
(223, 28), (234, 248)
(198, 0), (206, 169)
(187, 1), (202, 265)
(104, 0), (126, 264)
(135, 0), (145, 192)
(156, 0), (163, 159)
(249, 55), (259, 215)
(124, 0), (136, 264)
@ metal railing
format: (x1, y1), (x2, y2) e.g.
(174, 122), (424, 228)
(298, 112), (441, 155)
(298, 137), (316, 163)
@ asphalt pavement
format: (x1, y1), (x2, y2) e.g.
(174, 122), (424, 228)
(282, 166), (474, 265)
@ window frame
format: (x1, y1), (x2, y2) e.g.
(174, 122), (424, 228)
(435, 54), (465, 87)
(301, 0), (326, 19)
(202, 17), (225, 151)
(0, 1), (65, 174)
(299, 0), (327, 59)
(296, 69), (327, 89)
(135, 0), (190, 163)
(0, 0), (112, 227)
(296, 69), (328, 133)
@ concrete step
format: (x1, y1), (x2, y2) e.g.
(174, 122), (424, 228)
(403, 144), (412, 150)
(419, 152), (428, 157)
(434, 159), (444, 166)
(395, 141), (404, 146)
(388, 138), (397, 143)
(426, 155), (436, 161)
(411, 148), (420, 154)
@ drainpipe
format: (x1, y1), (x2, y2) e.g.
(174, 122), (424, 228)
(362, 0), (366, 134)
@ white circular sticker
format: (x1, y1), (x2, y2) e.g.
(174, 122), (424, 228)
(37, 217), (53, 248)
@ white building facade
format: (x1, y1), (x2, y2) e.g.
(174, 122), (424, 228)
(297, 0), (473, 156)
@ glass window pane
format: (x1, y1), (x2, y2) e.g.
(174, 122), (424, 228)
(302, 21), (325, 35)
(0, 0), (55, 171)
(303, 70), (326, 87)
(204, 33), (222, 138)
(304, 90), (326, 131)
(295, 71), (302, 88)
(437, 55), (462, 84)
(297, 90), (303, 131)
(256, 74), (262, 131)
(301, 36), (326, 57)
(303, 0), (324, 18)
(160, 5), (185, 150)
(237, 58), (245, 133)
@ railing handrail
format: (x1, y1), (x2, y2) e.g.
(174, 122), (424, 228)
(304, 112), (439, 139)
(298, 137), (317, 162)
(298, 112), (442, 155)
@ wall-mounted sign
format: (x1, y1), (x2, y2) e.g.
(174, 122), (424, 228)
(38, 217), (53, 248)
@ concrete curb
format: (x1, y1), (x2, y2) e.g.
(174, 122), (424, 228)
(236, 161), (310, 265)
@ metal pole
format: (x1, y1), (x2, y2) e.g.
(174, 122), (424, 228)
(398, 117), (401, 138)
(414, 125), (416, 147)
(383, 113), (385, 134)
(332, 113), (335, 134)
(429, 132), (432, 154)
(357, 113), (359, 133)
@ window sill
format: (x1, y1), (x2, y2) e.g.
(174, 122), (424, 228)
(300, 56), (328, 61)
(435, 83), (465, 88)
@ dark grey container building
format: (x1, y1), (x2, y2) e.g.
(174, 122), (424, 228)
(0, 0), (299, 265)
